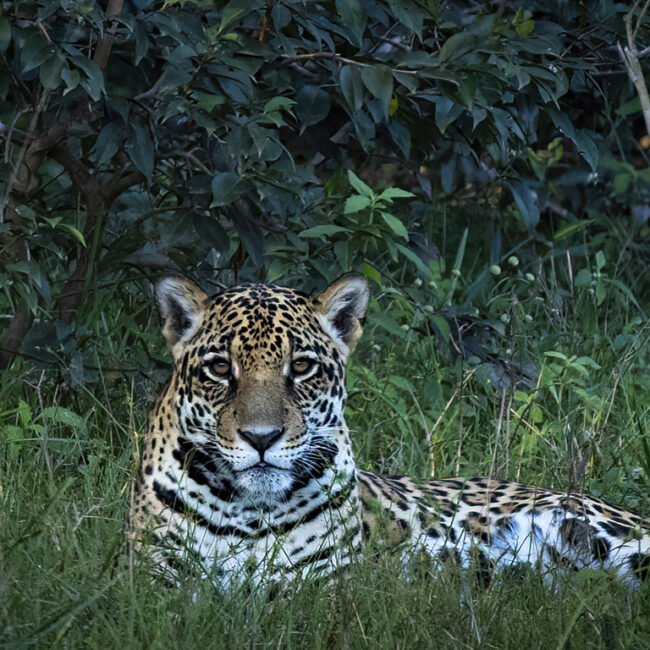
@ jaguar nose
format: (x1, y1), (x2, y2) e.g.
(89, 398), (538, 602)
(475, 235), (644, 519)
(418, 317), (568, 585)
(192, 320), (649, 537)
(239, 427), (284, 455)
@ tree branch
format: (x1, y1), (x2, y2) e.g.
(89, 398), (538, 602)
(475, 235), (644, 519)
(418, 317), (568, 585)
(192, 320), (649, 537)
(0, 281), (35, 370)
(0, 93), (55, 369)
(93, 0), (125, 71)
(51, 147), (146, 323)
(101, 170), (146, 205)
(52, 146), (100, 198)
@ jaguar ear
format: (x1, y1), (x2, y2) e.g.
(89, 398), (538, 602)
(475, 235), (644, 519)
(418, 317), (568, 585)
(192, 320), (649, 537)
(155, 277), (208, 357)
(315, 276), (369, 354)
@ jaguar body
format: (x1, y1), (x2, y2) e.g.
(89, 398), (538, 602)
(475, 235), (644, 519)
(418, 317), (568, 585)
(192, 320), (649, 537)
(131, 276), (650, 587)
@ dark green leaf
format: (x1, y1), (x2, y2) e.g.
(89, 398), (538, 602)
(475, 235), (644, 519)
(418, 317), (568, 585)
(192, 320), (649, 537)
(39, 56), (63, 90)
(263, 97), (295, 127)
(335, 0), (367, 46)
(439, 32), (475, 65)
(361, 262), (381, 285)
(193, 91), (226, 112)
(42, 406), (85, 429)
(219, 0), (264, 34)
(295, 85), (332, 133)
(431, 315), (451, 342)
(553, 220), (590, 241)
(516, 20), (535, 37)
(218, 77), (251, 104)
(351, 110), (375, 150)
(210, 173), (242, 207)
(272, 4), (291, 30)
(192, 215), (230, 251)
(71, 55), (104, 101)
(61, 67), (80, 93)
(58, 224), (86, 246)
(372, 312), (407, 338)
(379, 212), (408, 239)
(247, 123), (283, 161)
(612, 173), (631, 196)
(233, 212), (265, 268)
(347, 170), (373, 198)
(602, 278), (642, 312)
(615, 97), (641, 118)
(549, 110), (598, 172)
(395, 243), (430, 276)
(571, 130), (599, 173)
(506, 179), (540, 228)
(385, 0), (426, 39)
(440, 159), (455, 193)
(126, 123), (155, 180)
(387, 120), (411, 158)
(134, 21), (150, 65)
(344, 195), (371, 214)
(361, 65), (393, 119)
(91, 122), (124, 168)
(340, 65), (364, 112)
(433, 97), (463, 133)
(299, 225), (351, 238)
(20, 32), (52, 73)
(334, 240), (350, 269)
(0, 16), (11, 53)
(264, 97), (295, 113)
(377, 187), (414, 200)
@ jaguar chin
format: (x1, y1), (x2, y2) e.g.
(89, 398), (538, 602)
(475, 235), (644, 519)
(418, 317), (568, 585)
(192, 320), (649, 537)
(235, 464), (294, 507)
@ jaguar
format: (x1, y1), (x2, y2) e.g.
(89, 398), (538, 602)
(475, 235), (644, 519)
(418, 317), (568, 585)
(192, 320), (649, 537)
(131, 275), (650, 587)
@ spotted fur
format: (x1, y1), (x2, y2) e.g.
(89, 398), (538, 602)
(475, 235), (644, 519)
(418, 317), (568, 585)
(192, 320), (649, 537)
(131, 277), (650, 587)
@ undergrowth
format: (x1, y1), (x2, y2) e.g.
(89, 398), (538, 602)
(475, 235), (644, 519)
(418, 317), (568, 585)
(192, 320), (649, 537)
(1, 257), (650, 648)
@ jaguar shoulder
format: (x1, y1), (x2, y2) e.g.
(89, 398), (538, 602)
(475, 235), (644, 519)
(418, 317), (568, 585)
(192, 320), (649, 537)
(131, 276), (650, 587)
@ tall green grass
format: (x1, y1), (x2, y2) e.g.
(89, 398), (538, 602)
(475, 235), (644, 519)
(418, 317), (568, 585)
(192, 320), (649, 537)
(2, 266), (650, 648)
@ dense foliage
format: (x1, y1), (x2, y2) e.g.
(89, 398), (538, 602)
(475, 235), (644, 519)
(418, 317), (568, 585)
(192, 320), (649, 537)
(1, 0), (650, 645)
(1, 0), (648, 368)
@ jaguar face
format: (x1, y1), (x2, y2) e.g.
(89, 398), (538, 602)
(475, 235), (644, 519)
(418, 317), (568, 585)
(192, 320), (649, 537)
(156, 277), (369, 506)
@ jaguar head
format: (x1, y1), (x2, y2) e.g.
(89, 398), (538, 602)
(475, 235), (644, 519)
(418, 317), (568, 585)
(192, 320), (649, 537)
(155, 276), (369, 506)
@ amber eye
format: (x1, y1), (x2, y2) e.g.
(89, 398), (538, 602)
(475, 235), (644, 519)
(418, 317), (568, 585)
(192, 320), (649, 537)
(209, 359), (231, 377)
(291, 358), (315, 376)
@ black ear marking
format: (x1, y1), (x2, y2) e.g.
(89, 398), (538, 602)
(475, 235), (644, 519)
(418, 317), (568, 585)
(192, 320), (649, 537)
(332, 303), (356, 342)
(167, 297), (193, 341)
(315, 276), (369, 353)
(155, 277), (208, 356)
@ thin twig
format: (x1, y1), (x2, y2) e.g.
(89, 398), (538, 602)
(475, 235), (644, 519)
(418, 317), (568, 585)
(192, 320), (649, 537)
(169, 149), (211, 175)
(618, 1), (650, 136)
(279, 52), (421, 74)
(3, 108), (27, 164)
(428, 368), (477, 477)
(0, 92), (50, 223)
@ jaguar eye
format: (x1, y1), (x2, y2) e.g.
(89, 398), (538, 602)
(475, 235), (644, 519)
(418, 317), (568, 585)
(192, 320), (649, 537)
(208, 359), (231, 377)
(291, 358), (316, 376)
